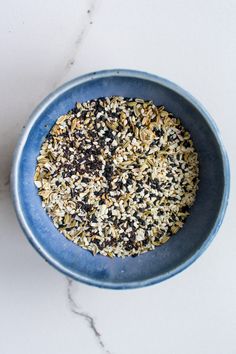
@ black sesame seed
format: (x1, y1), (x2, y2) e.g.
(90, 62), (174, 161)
(154, 128), (164, 137)
(91, 214), (97, 223)
(83, 204), (92, 212)
(89, 131), (97, 138)
(81, 177), (90, 183)
(99, 139), (105, 148)
(80, 111), (87, 118)
(142, 239), (148, 246)
(104, 164), (113, 179)
(94, 190), (102, 196)
(166, 172), (173, 178)
(183, 140), (191, 148)
(125, 243), (133, 251)
(127, 178), (132, 185)
(181, 205), (190, 213)
(96, 104), (103, 112)
(105, 130), (114, 140)
(66, 227), (74, 231)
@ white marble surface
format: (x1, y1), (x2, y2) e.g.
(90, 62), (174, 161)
(0, 0), (236, 353)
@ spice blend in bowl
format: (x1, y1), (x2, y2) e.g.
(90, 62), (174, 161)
(34, 96), (199, 257)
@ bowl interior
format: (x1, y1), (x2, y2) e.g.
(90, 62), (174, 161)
(15, 72), (227, 288)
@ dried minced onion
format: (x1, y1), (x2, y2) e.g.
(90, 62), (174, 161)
(34, 96), (199, 257)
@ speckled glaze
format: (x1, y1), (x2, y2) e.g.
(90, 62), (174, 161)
(11, 70), (230, 289)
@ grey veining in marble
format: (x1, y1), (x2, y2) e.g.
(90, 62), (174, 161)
(67, 278), (111, 354)
(53, 0), (98, 89)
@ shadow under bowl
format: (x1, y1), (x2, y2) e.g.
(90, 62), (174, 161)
(11, 69), (230, 289)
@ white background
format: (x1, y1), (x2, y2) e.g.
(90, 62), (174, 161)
(0, 1), (236, 353)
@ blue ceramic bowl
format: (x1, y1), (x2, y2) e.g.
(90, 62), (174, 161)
(11, 69), (230, 289)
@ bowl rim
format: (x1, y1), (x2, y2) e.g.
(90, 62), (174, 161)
(11, 69), (230, 289)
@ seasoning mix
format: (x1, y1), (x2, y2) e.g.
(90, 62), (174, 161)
(34, 96), (199, 257)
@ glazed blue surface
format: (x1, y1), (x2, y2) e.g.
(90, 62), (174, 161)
(11, 70), (230, 289)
